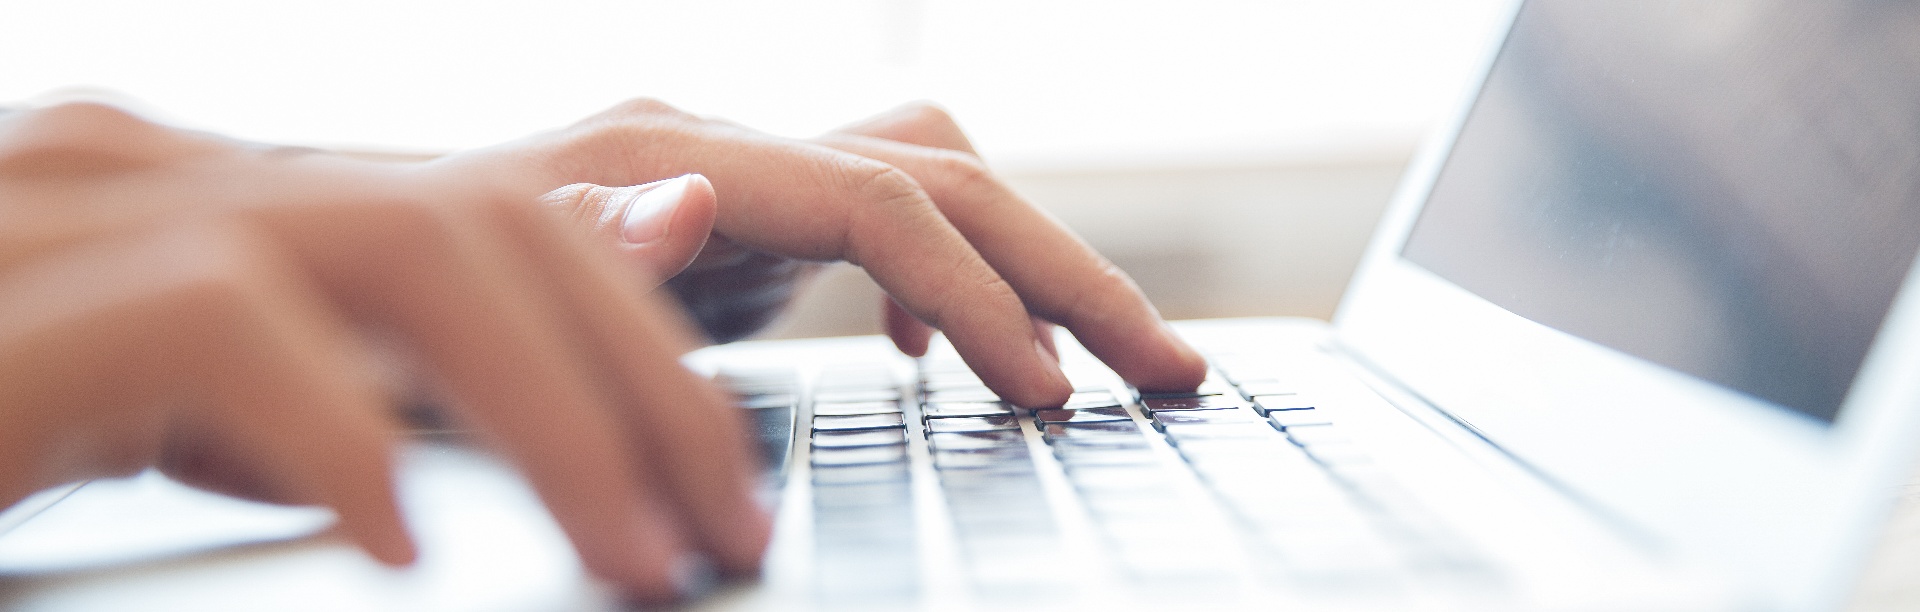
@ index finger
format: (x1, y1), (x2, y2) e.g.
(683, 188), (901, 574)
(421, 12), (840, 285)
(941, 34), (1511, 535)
(814, 129), (1207, 393)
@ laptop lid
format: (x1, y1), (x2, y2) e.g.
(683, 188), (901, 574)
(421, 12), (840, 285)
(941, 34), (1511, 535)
(1334, 1), (1920, 608)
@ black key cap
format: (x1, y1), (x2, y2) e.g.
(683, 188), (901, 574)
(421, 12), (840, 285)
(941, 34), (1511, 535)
(1237, 381), (1297, 398)
(1161, 422), (1281, 441)
(813, 413), (906, 431)
(737, 394), (797, 409)
(1140, 395), (1249, 414)
(933, 448), (1033, 470)
(816, 389), (902, 403)
(1151, 409), (1254, 430)
(927, 430), (1026, 451)
(1268, 410), (1333, 430)
(812, 482), (913, 509)
(1251, 396), (1313, 416)
(926, 389), (1000, 404)
(1051, 435), (1152, 451)
(925, 415), (1019, 434)
(813, 445), (909, 466)
(1034, 406), (1132, 424)
(923, 401), (1014, 419)
(1058, 391), (1124, 410)
(814, 400), (902, 416)
(813, 463), (910, 485)
(745, 402), (794, 478)
(1053, 447), (1159, 468)
(1040, 421), (1140, 443)
(1137, 388), (1225, 400)
(814, 429), (909, 449)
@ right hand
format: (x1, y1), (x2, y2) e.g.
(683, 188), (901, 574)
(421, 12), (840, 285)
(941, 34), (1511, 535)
(442, 99), (1210, 408)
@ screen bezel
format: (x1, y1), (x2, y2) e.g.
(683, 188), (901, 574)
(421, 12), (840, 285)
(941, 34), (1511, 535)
(1332, 1), (1920, 607)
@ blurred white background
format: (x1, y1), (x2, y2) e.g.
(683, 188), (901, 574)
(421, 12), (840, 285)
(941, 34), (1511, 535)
(0, 0), (1511, 337)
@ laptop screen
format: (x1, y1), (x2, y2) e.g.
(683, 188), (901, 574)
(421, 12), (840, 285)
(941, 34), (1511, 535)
(1400, 0), (1920, 423)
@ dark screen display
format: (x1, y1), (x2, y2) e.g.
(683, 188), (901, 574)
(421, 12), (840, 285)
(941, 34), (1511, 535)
(1401, 0), (1920, 423)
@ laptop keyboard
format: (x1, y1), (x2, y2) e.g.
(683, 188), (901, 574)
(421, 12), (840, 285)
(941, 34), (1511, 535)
(718, 341), (1493, 604)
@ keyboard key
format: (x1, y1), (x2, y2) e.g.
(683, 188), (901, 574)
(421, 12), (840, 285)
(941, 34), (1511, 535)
(926, 388), (1002, 404)
(1058, 391), (1124, 410)
(938, 470), (1043, 493)
(1040, 421), (1140, 442)
(1054, 447), (1160, 468)
(925, 415), (1020, 434)
(744, 402), (794, 478)
(1137, 388), (1226, 400)
(1161, 422), (1282, 441)
(1267, 410), (1332, 430)
(1136, 374), (1232, 398)
(812, 445), (909, 467)
(1151, 410), (1255, 429)
(812, 481), (913, 508)
(1051, 435), (1153, 452)
(923, 401), (1015, 419)
(922, 376), (987, 392)
(1251, 396), (1313, 416)
(812, 463), (910, 485)
(813, 429), (908, 448)
(933, 449), (1032, 470)
(927, 430), (1026, 451)
(815, 388), (902, 403)
(1237, 381), (1297, 398)
(737, 393), (796, 409)
(813, 413), (906, 431)
(814, 400), (902, 416)
(1140, 396), (1249, 414)
(1033, 406), (1132, 424)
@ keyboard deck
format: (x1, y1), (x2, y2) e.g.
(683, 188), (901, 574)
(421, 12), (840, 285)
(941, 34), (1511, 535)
(718, 338), (1495, 607)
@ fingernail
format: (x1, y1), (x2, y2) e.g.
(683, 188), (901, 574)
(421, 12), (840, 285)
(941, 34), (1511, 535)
(668, 552), (720, 600)
(620, 175), (694, 244)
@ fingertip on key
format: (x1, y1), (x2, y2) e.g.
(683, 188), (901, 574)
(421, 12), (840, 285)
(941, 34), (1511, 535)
(995, 338), (1073, 408)
(1125, 321), (1209, 394)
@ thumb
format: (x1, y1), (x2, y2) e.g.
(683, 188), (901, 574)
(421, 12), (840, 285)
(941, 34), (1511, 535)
(539, 174), (718, 286)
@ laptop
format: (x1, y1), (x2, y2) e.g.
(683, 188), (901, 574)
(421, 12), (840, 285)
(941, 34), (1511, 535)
(4, 0), (1920, 609)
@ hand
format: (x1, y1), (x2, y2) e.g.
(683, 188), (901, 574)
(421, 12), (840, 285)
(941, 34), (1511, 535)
(0, 103), (766, 603)
(442, 100), (1210, 407)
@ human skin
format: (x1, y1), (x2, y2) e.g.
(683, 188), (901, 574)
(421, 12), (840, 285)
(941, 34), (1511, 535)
(0, 99), (1206, 603)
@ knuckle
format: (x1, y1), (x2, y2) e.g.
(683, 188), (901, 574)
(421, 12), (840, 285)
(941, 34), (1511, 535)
(20, 101), (148, 133)
(840, 162), (940, 259)
(901, 101), (957, 127)
(847, 162), (928, 210)
(537, 182), (614, 226)
(539, 183), (599, 209)
(606, 97), (694, 121)
(928, 149), (992, 191)
(0, 102), (168, 170)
